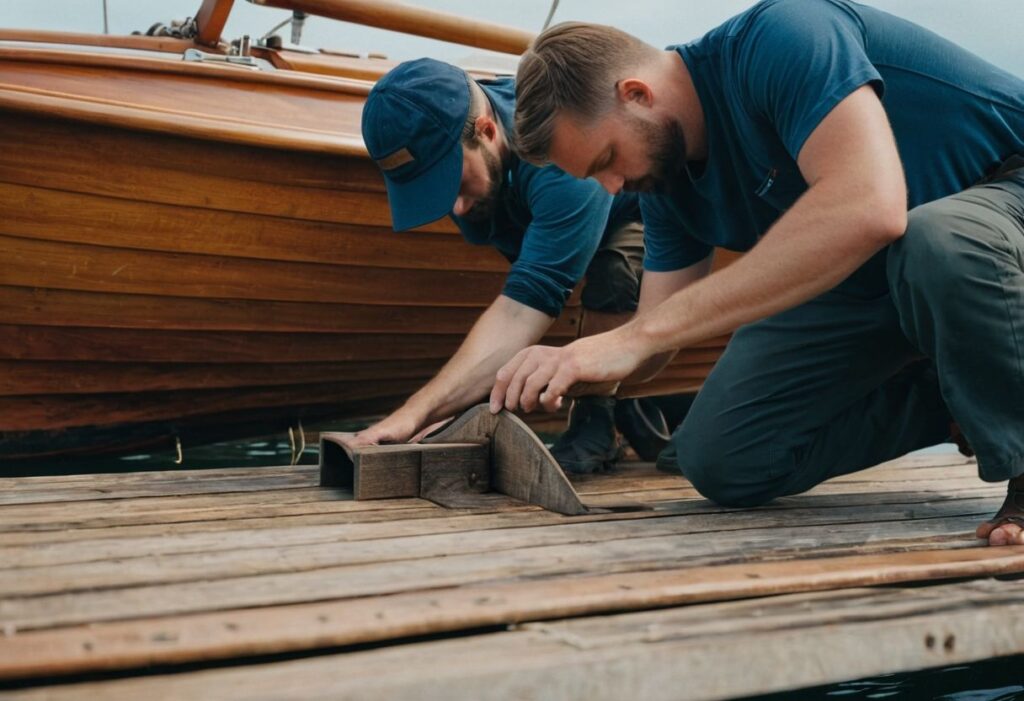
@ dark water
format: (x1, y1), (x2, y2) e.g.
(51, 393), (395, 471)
(15, 430), (1023, 698)
(747, 657), (1024, 700)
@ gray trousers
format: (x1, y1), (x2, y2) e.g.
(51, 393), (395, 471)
(671, 171), (1024, 507)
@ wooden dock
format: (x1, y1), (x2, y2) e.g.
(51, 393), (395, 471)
(1, 448), (1023, 699)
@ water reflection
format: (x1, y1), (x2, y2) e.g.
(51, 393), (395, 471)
(747, 657), (1024, 700)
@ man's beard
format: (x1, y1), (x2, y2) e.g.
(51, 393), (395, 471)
(460, 146), (504, 223)
(623, 115), (687, 193)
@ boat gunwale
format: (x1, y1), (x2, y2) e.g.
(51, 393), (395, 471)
(0, 44), (375, 96)
(0, 44), (374, 155)
(0, 29), (200, 54)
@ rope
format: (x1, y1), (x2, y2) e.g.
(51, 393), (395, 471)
(288, 421), (306, 466)
(542, 0), (560, 31)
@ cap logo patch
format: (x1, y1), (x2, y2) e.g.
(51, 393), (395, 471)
(377, 147), (415, 171)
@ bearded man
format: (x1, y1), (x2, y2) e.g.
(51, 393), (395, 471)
(354, 58), (673, 472)
(495, 1), (1024, 544)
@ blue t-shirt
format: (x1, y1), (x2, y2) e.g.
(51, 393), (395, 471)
(452, 78), (641, 317)
(642, 0), (1024, 272)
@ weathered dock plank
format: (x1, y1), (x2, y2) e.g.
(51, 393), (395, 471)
(0, 497), (1000, 596)
(2, 579), (1021, 700)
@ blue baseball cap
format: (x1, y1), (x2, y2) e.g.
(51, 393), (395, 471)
(362, 58), (471, 231)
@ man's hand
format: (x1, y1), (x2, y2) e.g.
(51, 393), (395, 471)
(489, 330), (646, 413)
(343, 411), (421, 448)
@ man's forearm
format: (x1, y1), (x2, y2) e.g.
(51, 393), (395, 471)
(623, 84), (908, 362)
(399, 295), (553, 427)
(626, 179), (905, 359)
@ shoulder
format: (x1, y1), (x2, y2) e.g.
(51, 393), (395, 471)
(732, 0), (865, 53)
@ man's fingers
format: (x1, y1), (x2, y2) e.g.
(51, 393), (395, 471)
(346, 431), (380, 449)
(491, 350), (529, 412)
(537, 389), (564, 413)
(519, 366), (556, 412)
(492, 345), (571, 414)
(506, 357), (545, 411)
(537, 363), (577, 412)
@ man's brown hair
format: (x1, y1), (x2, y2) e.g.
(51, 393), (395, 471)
(514, 22), (655, 164)
(460, 78), (484, 149)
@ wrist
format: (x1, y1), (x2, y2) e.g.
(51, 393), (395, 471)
(391, 398), (431, 429)
(615, 318), (657, 363)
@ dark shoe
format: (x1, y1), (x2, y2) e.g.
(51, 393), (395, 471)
(614, 397), (671, 462)
(655, 441), (679, 474)
(549, 396), (622, 474)
(651, 393), (698, 431)
(949, 422), (975, 458)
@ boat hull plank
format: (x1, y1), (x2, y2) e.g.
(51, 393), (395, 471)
(0, 286), (572, 335)
(0, 182), (507, 272)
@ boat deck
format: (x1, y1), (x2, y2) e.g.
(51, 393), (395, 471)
(1, 448), (1023, 699)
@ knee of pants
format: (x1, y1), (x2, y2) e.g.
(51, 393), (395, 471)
(580, 250), (640, 314)
(670, 421), (778, 508)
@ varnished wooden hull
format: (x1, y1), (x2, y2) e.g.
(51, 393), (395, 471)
(0, 34), (729, 461)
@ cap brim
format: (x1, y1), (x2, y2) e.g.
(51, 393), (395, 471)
(383, 141), (463, 231)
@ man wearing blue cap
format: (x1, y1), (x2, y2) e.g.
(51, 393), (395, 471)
(352, 57), (668, 472)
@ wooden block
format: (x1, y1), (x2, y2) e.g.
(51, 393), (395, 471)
(491, 412), (590, 516)
(322, 407), (590, 515)
(318, 435), (355, 489)
(321, 435), (490, 503)
(319, 435), (420, 499)
(423, 405), (590, 515)
(420, 443), (490, 508)
(351, 446), (422, 500)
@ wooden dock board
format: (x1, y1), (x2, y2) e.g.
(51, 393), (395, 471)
(1, 448), (1021, 698)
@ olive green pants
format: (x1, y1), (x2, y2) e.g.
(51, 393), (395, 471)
(580, 220), (644, 314)
(669, 170), (1024, 506)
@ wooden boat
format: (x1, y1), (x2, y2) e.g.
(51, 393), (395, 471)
(0, 0), (731, 461)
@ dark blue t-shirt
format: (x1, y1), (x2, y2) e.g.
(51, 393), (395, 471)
(452, 78), (641, 317)
(642, 0), (1024, 272)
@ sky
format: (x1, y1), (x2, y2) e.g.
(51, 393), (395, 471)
(3, 1), (1022, 79)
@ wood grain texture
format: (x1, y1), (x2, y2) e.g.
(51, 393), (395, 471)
(1, 549), (1020, 682)
(0, 182), (504, 271)
(0, 43), (724, 456)
(0, 459), (998, 630)
(319, 434), (489, 502)
(0, 105), (495, 452)
(0, 30), (197, 54)
(195, 0), (235, 47)
(258, 49), (396, 81)
(0, 235), (505, 306)
(0, 451), (1017, 691)
(418, 443), (490, 506)
(0, 48), (373, 154)
(424, 406), (590, 515)
(252, 0), (535, 55)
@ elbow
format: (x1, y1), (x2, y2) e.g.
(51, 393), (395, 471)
(878, 208), (908, 244)
(865, 186), (908, 246)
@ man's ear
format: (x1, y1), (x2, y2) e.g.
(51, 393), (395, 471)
(615, 78), (653, 108)
(474, 114), (498, 143)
